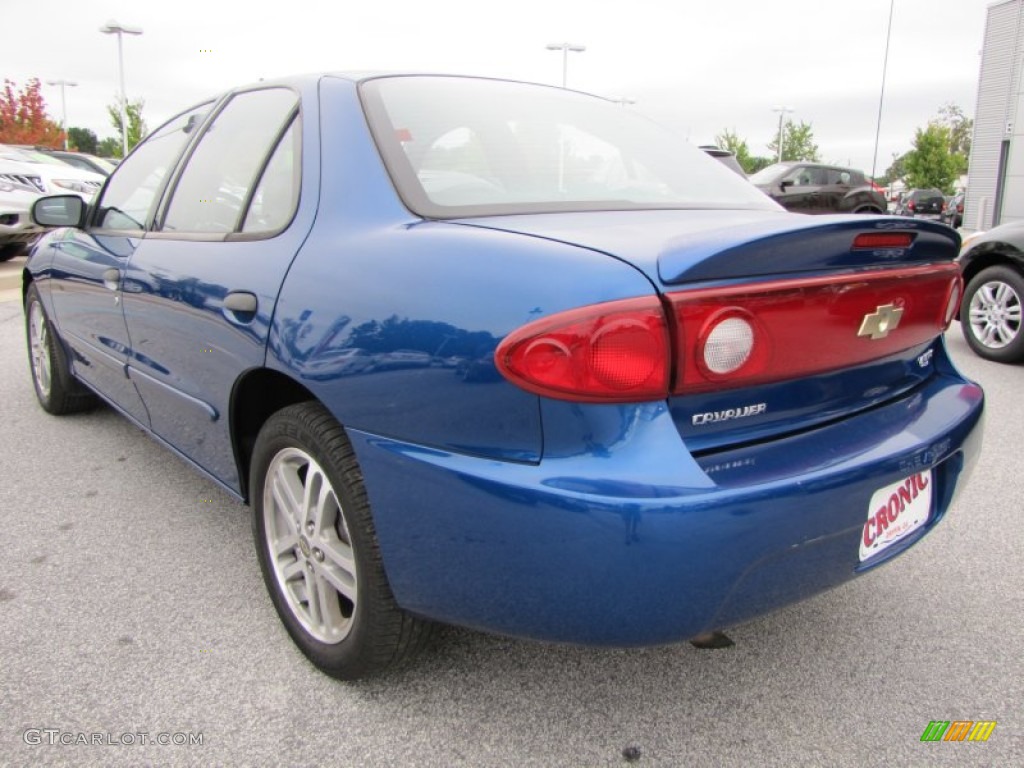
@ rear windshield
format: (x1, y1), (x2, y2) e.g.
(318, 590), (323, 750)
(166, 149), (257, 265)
(360, 76), (777, 219)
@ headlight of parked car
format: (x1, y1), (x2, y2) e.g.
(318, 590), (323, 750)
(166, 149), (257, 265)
(52, 179), (93, 194)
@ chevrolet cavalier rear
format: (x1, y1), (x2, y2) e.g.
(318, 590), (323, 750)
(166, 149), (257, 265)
(23, 74), (983, 680)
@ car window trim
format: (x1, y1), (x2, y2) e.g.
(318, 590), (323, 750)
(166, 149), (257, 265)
(154, 85), (302, 238)
(236, 108), (302, 237)
(88, 99), (218, 234)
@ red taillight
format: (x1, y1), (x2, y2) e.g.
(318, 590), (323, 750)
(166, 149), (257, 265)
(494, 296), (670, 402)
(907, 200), (916, 211)
(667, 264), (961, 394)
(496, 265), (959, 403)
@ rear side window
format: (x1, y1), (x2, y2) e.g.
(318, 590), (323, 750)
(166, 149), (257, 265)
(162, 88), (299, 234)
(95, 104), (211, 231)
(242, 117), (300, 234)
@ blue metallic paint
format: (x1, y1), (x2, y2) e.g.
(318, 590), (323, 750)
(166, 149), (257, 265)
(347, 341), (981, 644)
(24, 72), (985, 648)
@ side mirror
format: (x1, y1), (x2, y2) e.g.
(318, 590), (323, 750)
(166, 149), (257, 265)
(32, 195), (85, 228)
(780, 179), (794, 189)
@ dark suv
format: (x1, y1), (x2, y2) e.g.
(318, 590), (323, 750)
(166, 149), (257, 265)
(895, 188), (946, 220)
(943, 191), (965, 228)
(748, 162), (886, 214)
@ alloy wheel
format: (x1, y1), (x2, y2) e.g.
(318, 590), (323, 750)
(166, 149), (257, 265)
(263, 447), (358, 644)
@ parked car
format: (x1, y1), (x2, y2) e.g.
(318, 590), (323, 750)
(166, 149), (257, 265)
(38, 149), (118, 177)
(0, 171), (43, 260)
(944, 191), (965, 228)
(699, 145), (746, 176)
(0, 145), (104, 200)
(957, 220), (1024, 362)
(24, 73), (983, 680)
(894, 188), (946, 220)
(748, 162), (887, 214)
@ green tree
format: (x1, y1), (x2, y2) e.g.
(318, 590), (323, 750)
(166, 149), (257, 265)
(882, 152), (908, 186)
(0, 77), (64, 146)
(767, 119), (820, 162)
(105, 97), (148, 155)
(937, 103), (972, 177)
(903, 123), (961, 192)
(938, 103), (972, 157)
(67, 126), (98, 154)
(715, 128), (752, 167)
(97, 137), (122, 158)
(714, 129), (774, 174)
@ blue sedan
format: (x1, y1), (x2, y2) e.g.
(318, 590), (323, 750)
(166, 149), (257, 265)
(23, 73), (983, 679)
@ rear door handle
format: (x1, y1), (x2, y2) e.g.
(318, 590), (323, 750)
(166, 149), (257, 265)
(223, 291), (258, 317)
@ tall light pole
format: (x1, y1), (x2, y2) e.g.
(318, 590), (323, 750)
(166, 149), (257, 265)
(545, 42), (586, 88)
(772, 105), (794, 163)
(46, 79), (78, 150)
(100, 19), (143, 158)
(871, 0), (896, 182)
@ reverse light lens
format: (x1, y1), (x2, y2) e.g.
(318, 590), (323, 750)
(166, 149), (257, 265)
(701, 315), (754, 375)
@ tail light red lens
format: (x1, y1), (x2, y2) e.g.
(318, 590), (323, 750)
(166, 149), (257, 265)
(494, 296), (670, 403)
(496, 264), (960, 403)
(668, 264), (961, 394)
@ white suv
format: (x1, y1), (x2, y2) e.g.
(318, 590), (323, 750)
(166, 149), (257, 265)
(0, 170), (44, 260)
(0, 146), (104, 201)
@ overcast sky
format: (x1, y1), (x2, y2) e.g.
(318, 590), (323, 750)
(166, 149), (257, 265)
(3, 0), (1003, 176)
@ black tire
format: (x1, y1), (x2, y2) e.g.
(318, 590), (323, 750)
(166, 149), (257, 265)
(960, 265), (1024, 363)
(853, 206), (883, 214)
(251, 402), (432, 680)
(24, 284), (97, 414)
(0, 243), (22, 262)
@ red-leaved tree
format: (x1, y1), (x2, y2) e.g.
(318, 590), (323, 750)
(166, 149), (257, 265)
(0, 78), (65, 147)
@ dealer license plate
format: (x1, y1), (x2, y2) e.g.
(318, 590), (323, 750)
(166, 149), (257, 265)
(858, 470), (933, 561)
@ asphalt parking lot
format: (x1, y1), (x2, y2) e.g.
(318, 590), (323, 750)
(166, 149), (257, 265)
(0, 276), (1021, 767)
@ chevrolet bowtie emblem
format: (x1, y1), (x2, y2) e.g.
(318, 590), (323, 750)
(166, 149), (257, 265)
(858, 304), (904, 340)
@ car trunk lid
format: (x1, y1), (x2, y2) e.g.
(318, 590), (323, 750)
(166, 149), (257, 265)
(458, 210), (961, 452)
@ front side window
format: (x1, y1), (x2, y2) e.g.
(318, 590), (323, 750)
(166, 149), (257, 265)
(361, 76), (777, 218)
(95, 104), (212, 231)
(162, 88), (299, 234)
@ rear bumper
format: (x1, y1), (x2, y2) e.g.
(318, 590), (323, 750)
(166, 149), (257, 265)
(348, 358), (983, 646)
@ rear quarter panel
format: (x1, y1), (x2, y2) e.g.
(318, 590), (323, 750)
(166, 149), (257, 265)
(268, 76), (661, 462)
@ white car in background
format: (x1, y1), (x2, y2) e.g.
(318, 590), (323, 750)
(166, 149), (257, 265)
(0, 170), (44, 261)
(0, 146), (104, 201)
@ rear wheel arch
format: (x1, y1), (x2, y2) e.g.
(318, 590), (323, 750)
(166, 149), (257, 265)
(230, 368), (318, 502)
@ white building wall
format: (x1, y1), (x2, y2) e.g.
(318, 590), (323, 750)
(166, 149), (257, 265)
(966, 0), (1023, 229)
(1000, 85), (1024, 222)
